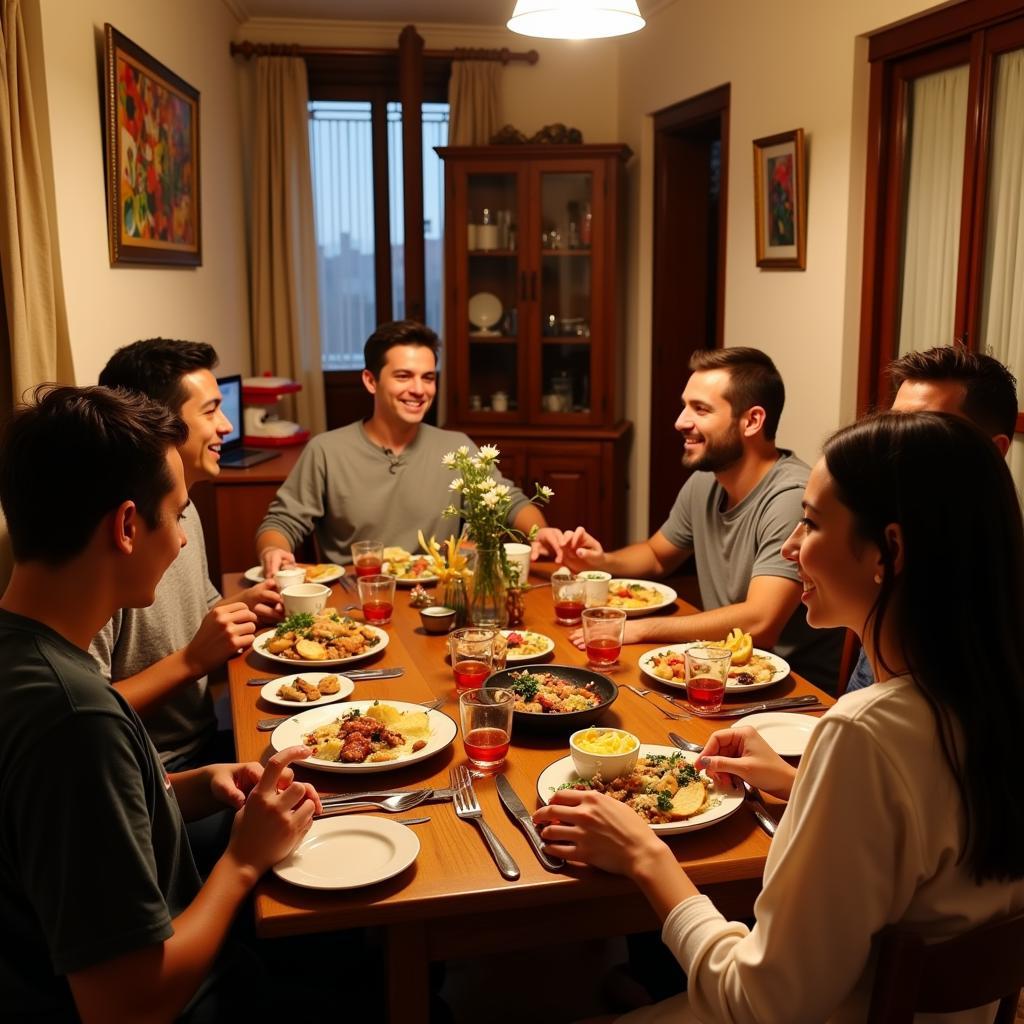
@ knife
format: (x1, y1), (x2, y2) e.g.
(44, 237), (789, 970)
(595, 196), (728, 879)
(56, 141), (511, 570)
(495, 775), (564, 871)
(321, 788), (455, 805)
(681, 694), (823, 718)
(247, 667), (405, 685)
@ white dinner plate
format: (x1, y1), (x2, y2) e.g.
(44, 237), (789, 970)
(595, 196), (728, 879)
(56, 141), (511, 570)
(381, 561), (440, 587)
(605, 579), (678, 617)
(270, 700), (458, 774)
(468, 291), (503, 334)
(741, 712), (819, 757)
(259, 672), (355, 709)
(500, 630), (555, 661)
(253, 625), (390, 668)
(273, 816), (419, 890)
(638, 644), (790, 694)
(243, 564), (346, 585)
(536, 744), (742, 836)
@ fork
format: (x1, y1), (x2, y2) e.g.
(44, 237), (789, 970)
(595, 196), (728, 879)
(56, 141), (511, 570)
(450, 766), (520, 880)
(623, 684), (693, 721)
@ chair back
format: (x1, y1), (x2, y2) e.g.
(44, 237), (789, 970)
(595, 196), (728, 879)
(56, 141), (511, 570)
(868, 910), (1024, 1022)
(836, 628), (860, 697)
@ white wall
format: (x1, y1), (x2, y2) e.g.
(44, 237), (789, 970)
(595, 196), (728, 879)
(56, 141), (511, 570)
(617, 0), (945, 538)
(28, 0), (250, 386)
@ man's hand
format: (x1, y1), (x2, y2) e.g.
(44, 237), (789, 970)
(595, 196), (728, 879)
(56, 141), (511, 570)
(260, 546), (295, 581)
(226, 746), (322, 875)
(205, 761), (264, 810)
(232, 581), (283, 625)
(183, 603), (258, 677)
(698, 725), (798, 800)
(535, 526), (606, 571)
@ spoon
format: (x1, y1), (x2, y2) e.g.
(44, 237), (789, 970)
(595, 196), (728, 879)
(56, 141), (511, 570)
(315, 790), (430, 818)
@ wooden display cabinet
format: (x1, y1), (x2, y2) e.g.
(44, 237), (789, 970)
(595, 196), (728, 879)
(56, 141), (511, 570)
(437, 143), (633, 545)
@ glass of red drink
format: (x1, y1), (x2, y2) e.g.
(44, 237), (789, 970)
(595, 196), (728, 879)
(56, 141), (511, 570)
(357, 572), (396, 625)
(581, 607), (626, 667)
(684, 646), (732, 713)
(551, 574), (587, 625)
(449, 627), (498, 693)
(459, 688), (514, 772)
(351, 539), (384, 578)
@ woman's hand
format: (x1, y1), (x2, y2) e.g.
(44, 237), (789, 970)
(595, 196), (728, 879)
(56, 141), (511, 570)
(699, 725), (798, 800)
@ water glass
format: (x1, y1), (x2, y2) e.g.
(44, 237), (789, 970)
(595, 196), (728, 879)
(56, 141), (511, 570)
(351, 539), (384, 578)
(684, 647), (732, 713)
(357, 573), (396, 625)
(551, 574), (586, 625)
(449, 627), (497, 693)
(581, 607), (626, 667)
(459, 688), (514, 772)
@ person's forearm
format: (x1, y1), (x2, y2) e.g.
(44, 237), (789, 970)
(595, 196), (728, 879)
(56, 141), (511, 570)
(628, 602), (780, 646)
(257, 528), (293, 560)
(111, 649), (201, 719)
(511, 504), (547, 536)
(602, 540), (670, 578)
(631, 842), (699, 919)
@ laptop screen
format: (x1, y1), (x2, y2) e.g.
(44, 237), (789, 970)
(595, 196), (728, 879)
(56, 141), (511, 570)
(216, 375), (243, 450)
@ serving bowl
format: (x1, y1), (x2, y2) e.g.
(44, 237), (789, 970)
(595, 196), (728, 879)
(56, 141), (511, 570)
(570, 727), (640, 781)
(419, 606), (456, 635)
(486, 664), (618, 734)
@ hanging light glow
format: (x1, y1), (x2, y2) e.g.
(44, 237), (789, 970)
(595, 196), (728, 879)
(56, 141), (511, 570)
(507, 0), (645, 40)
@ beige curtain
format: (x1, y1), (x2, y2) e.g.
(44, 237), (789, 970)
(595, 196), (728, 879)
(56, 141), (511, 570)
(250, 56), (326, 434)
(897, 64), (970, 355)
(0, 0), (73, 419)
(447, 60), (501, 146)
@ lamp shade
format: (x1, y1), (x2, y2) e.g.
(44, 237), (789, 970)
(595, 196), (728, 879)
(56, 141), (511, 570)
(507, 0), (645, 40)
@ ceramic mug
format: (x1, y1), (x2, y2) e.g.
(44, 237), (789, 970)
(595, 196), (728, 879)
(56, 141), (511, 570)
(578, 570), (612, 607)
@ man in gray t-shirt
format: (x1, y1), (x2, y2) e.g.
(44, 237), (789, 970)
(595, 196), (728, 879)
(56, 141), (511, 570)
(539, 347), (842, 692)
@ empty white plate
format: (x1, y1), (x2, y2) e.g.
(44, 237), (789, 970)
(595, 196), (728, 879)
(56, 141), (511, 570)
(273, 816), (419, 890)
(741, 712), (820, 758)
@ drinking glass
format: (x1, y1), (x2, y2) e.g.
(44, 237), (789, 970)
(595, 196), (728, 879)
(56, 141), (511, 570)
(684, 647), (732, 713)
(551, 574), (586, 625)
(449, 627), (497, 693)
(459, 688), (514, 772)
(351, 539), (384, 578)
(357, 573), (396, 625)
(581, 607), (626, 667)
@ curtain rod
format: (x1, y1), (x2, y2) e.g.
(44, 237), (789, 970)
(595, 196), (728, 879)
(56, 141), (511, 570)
(230, 41), (539, 64)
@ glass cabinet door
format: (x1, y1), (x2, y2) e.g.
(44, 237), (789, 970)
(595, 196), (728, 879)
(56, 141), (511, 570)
(464, 172), (521, 418)
(537, 171), (595, 419)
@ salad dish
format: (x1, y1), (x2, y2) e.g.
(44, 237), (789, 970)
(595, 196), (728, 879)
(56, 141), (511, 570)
(500, 630), (555, 661)
(605, 580), (677, 617)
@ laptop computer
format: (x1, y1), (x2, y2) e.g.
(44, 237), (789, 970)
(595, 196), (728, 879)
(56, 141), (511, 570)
(216, 374), (279, 469)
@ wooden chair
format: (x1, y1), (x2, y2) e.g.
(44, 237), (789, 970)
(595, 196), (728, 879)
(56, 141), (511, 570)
(835, 628), (861, 697)
(868, 910), (1024, 1022)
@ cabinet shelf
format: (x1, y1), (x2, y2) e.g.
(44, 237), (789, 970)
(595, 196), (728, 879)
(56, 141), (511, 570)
(541, 249), (591, 257)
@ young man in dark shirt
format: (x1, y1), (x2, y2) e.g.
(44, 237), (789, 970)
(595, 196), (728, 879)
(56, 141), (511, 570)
(0, 384), (319, 1021)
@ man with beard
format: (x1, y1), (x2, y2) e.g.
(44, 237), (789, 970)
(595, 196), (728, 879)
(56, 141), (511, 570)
(539, 347), (841, 691)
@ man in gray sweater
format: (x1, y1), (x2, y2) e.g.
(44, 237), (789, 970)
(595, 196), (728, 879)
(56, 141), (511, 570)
(257, 320), (549, 578)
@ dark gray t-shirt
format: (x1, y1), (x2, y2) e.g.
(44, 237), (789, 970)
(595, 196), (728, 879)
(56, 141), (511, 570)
(660, 451), (841, 691)
(0, 608), (201, 1017)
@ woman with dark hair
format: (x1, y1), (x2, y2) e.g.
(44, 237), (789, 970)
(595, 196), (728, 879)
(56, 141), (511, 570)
(535, 412), (1024, 1023)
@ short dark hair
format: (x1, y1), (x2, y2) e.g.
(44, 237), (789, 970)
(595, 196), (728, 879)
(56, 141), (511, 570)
(363, 320), (440, 379)
(0, 385), (187, 566)
(888, 346), (1019, 439)
(99, 338), (219, 412)
(688, 347), (786, 439)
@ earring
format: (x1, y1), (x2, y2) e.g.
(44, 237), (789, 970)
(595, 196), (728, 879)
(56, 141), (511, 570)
(873, 573), (883, 584)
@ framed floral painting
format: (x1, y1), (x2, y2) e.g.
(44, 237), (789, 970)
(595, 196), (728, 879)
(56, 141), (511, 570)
(103, 25), (201, 266)
(752, 128), (806, 269)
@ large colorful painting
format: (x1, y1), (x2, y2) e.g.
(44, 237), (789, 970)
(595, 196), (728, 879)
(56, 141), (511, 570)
(103, 25), (201, 266)
(752, 129), (806, 270)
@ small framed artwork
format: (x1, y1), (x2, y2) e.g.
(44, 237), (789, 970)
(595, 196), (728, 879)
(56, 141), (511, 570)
(103, 24), (201, 266)
(752, 128), (806, 270)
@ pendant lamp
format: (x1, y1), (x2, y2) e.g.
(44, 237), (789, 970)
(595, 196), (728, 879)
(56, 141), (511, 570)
(507, 0), (645, 40)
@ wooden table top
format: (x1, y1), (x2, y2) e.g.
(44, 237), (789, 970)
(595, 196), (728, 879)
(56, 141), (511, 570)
(227, 570), (833, 940)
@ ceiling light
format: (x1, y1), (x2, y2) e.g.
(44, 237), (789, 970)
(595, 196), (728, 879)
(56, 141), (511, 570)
(507, 0), (645, 40)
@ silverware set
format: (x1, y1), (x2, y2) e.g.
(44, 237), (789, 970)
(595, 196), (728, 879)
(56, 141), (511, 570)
(450, 765), (520, 880)
(623, 684), (693, 720)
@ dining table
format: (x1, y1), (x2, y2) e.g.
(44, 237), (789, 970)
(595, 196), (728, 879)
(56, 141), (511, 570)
(226, 567), (834, 1023)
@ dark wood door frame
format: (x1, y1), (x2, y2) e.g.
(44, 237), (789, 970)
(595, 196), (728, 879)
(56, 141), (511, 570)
(648, 84), (730, 535)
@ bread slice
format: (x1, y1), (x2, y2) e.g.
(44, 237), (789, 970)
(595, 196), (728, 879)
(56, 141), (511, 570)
(668, 779), (708, 820)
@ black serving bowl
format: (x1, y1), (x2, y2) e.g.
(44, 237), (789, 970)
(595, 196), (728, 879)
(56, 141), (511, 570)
(486, 664), (618, 734)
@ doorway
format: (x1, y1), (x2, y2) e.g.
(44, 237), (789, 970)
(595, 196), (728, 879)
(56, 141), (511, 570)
(648, 85), (729, 535)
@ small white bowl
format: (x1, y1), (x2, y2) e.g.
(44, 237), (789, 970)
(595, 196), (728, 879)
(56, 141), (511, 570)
(274, 567), (307, 590)
(281, 583), (331, 616)
(570, 727), (640, 782)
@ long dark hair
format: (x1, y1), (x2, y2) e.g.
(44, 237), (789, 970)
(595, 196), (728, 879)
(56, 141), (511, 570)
(823, 411), (1024, 882)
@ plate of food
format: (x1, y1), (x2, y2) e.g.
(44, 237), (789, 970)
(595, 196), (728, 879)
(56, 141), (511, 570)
(270, 699), (458, 774)
(243, 563), (345, 585)
(487, 665), (616, 733)
(382, 546), (439, 586)
(639, 631), (790, 693)
(606, 579), (678, 617)
(537, 744), (743, 836)
(742, 712), (819, 758)
(500, 630), (555, 661)
(273, 816), (419, 890)
(259, 672), (355, 709)
(253, 609), (389, 667)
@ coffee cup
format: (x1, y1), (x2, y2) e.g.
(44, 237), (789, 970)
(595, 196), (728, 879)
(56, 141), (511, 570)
(281, 583), (331, 616)
(578, 570), (612, 607)
(503, 542), (532, 586)
(274, 566), (306, 591)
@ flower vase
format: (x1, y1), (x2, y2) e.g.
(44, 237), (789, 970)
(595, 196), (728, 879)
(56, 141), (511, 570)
(438, 575), (469, 628)
(469, 545), (508, 629)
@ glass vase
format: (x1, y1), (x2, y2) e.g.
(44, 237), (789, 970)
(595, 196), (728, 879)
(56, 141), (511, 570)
(438, 575), (469, 628)
(469, 545), (508, 629)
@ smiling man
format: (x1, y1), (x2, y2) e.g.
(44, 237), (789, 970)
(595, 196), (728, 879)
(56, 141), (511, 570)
(539, 347), (842, 691)
(93, 338), (280, 771)
(257, 320), (548, 578)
